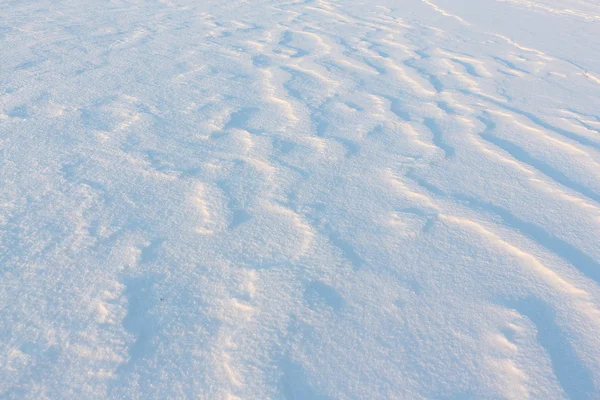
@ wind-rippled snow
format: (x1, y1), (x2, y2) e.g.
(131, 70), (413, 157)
(1, 0), (599, 398)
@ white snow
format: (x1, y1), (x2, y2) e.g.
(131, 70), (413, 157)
(1, 0), (599, 398)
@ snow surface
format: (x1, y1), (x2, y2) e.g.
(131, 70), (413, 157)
(1, 0), (600, 398)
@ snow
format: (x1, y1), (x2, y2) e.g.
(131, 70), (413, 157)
(1, 0), (599, 398)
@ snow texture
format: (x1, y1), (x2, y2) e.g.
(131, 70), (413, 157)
(1, 0), (600, 398)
